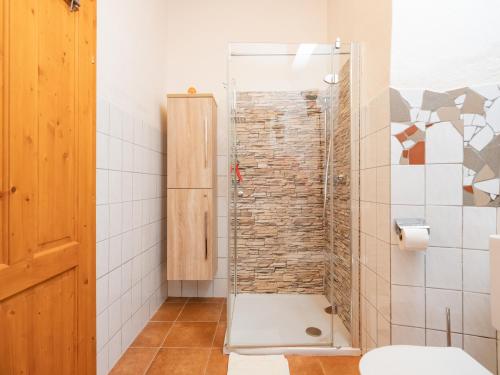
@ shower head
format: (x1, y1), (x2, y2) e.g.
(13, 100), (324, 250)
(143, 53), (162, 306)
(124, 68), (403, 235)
(323, 73), (339, 85)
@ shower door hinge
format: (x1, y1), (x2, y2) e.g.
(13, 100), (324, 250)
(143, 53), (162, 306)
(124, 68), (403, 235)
(69, 0), (80, 12)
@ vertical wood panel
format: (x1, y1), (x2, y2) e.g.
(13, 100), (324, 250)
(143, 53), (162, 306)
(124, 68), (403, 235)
(37, 0), (76, 246)
(76, 0), (97, 372)
(0, 270), (77, 375)
(9, 0), (38, 263)
(0, 0), (6, 265)
(167, 189), (213, 280)
(167, 96), (214, 188)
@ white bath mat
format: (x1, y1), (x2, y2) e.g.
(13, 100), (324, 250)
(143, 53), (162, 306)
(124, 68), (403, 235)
(227, 353), (290, 375)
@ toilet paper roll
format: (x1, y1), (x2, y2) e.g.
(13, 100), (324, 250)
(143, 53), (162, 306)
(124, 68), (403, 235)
(399, 227), (429, 251)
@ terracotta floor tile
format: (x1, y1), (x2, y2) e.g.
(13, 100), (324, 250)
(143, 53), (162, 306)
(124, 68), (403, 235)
(177, 302), (222, 322)
(287, 356), (324, 375)
(319, 356), (360, 375)
(188, 297), (225, 304)
(131, 322), (172, 347)
(205, 348), (229, 375)
(110, 348), (157, 375)
(163, 322), (217, 348)
(146, 348), (210, 375)
(219, 304), (227, 321)
(213, 322), (227, 347)
(165, 297), (190, 303)
(151, 302), (184, 321)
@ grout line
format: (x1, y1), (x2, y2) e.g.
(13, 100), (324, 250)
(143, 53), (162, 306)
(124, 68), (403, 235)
(142, 347), (162, 375)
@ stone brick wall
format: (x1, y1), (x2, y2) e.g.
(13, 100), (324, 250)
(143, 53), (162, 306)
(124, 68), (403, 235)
(232, 76), (353, 336)
(326, 62), (352, 331)
(234, 91), (327, 294)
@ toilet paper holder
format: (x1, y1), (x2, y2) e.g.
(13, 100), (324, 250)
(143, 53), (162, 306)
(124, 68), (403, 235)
(394, 218), (430, 240)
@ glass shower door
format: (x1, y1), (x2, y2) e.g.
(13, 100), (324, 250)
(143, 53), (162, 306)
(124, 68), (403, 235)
(225, 43), (359, 351)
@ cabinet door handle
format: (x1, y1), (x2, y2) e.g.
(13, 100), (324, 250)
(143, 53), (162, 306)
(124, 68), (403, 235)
(204, 117), (208, 168)
(204, 211), (208, 260)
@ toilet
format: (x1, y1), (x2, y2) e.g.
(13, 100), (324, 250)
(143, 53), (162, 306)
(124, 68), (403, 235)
(359, 345), (491, 375)
(360, 235), (500, 375)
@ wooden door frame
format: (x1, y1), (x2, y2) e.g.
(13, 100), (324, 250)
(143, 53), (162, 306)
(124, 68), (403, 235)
(76, 0), (97, 373)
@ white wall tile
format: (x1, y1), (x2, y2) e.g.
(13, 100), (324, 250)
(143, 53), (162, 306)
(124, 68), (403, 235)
(463, 207), (497, 250)
(168, 280), (182, 297)
(426, 205), (462, 247)
(181, 281), (198, 297)
(197, 281), (214, 298)
(463, 292), (496, 338)
(377, 276), (391, 320)
(376, 240), (391, 282)
(365, 267), (377, 306)
(97, 346), (109, 375)
(426, 164), (463, 206)
(122, 142), (134, 172)
(391, 165), (425, 205)
(425, 288), (462, 332)
(96, 275), (109, 314)
(213, 279), (228, 297)
(97, 99), (110, 135)
(463, 249), (490, 293)
(97, 169), (109, 205)
(392, 285), (425, 327)
(109, 137), (123, 171)
(377, 314), (391, 346)
(366, 301), (377, 341)
(426, 247), (462, 290)
(122, 113), (134, 142)
(425, 329), (462, 348)
(391, 246), (425, 286)
(109, 235), (122, 271)
(109, 203), (123, 237)
(97, 133), (110, 170)
(96, 240), (110, 279)
(392, 325), (425, 345)
(109, 104), (123, 139)
(109, 171), (122, 204)
(96, 309), (109, 351)
(96, 205), (110, 242)
(121, 289), (132, 325)
(122, 173), (133, 202)
(361, 168), (377, 202)
(464, 335), (498, 374)
(108, 299), (122, 337)
(108, 267), (122, 304)
(108, 330), (123, 370)
(425, 122), (463, 164)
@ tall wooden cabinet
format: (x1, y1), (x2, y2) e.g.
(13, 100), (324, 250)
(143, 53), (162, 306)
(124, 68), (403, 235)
(166, 94), (217, 280)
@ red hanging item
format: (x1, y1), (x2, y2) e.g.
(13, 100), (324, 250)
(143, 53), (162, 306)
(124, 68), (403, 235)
(231, 162), (243, 183)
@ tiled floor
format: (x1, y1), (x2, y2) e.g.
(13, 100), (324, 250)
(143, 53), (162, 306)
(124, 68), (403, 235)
(110, 297), (360, 375)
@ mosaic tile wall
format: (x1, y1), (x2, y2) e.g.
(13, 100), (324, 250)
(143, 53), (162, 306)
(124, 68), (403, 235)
(234, 91), (327, 294)
(390, 85), (500, 372)
(391, 85), (500, 206)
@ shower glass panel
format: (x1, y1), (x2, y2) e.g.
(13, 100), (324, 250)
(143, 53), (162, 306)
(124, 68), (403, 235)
(226, 43), (360, 352)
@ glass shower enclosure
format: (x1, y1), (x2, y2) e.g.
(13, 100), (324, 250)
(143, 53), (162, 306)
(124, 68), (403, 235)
(226, 43), (360, 354)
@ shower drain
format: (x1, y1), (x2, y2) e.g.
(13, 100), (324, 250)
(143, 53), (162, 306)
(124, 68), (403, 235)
(305, 327), (322, 337)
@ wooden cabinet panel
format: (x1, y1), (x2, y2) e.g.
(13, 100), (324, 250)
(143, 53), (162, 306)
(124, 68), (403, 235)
(167, 189), (216, 280)
(167, 96), (216, 188)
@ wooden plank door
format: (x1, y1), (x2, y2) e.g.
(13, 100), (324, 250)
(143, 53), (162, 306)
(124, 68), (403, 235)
(167, 189), (214, 280)
(167, 97), (214, 189)
(0, 0), (96, 374)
